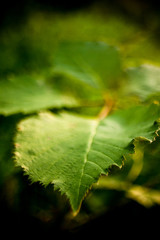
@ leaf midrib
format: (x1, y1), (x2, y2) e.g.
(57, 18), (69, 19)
(76, 119), (99, 209)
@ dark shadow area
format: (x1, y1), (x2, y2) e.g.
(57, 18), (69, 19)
(0, 0), (96, 28)
(1, 191), (159, 238)
(1, 0), (160, 28)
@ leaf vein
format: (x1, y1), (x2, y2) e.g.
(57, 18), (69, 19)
(90, 149), (115, 163)
(87, 160), (105, 172)
(76, 120), (99, 205)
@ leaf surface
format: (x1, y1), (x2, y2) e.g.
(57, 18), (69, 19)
(126, 64), (160, 100)
(14, 104), (160, 212)
(0, 42), (123, 116)
(0, 74), (78, 116)
(53, 42), (122, 90)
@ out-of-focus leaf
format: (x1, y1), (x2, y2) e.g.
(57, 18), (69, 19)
(53, 42), (122, 91)
(0, 74), (78, 116)
(126, 64), (160, 100)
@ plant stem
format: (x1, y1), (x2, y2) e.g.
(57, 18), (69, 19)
(98, 94), (115, 120)
(93, 176), (160, 207)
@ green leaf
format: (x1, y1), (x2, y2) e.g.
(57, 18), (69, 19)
(126, 64), (160, 100)
(14, 104), (160, 212)
(0, 74), (78, 116)
(53, 42), (122, 90)
(51, 41), (123, 105)
(0, 42), (123, 116)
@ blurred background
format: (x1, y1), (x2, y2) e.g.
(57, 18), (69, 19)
(1, 0), (160, 237)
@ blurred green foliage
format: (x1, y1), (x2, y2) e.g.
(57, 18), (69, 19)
(1, 2), (160, 233)
(0, 4), (160, 77)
